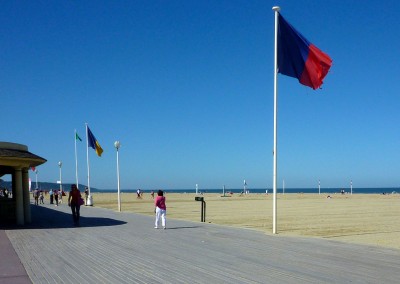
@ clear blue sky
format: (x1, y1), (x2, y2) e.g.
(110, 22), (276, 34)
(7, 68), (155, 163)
(2, 0), (399, 190)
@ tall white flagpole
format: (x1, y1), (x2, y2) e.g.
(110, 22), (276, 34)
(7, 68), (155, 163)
(74, 129), (79, 189)
(272, 6), (280, 234)
(86, 123), (91, 196)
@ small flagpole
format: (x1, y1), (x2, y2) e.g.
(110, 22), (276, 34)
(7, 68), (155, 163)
(74, 129), (79, 189)
(272, 6), (280, 234)
(319, 179), (321, 195)
(350, 180), (353, 195)
(86, 123), (91, 196)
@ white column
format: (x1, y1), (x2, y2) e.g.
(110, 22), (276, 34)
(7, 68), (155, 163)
(22, 169), (31, 223)
(15, 168), (24, 225)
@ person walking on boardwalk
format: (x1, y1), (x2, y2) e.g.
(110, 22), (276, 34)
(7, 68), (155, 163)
(154, 190), (166, 229)
(58, 190), (63, 204)
(84, 187), (89, 205)
(33, 188), (39, 205)
(49, 189), (54, 204)
(39, 191), (44, 204)
(68, 184), (82, 226)
(54, 190), (59, 206)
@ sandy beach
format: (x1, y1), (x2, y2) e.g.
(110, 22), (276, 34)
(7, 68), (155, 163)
(90, 192), (400, 250)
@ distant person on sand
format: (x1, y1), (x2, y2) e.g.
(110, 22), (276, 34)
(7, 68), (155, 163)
(150, 190), (154, 199)
(68, 184), (82, 226)
(154, 190), (166, 229)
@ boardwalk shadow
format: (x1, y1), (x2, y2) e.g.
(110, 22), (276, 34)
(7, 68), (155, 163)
(3, 205), (126, 230)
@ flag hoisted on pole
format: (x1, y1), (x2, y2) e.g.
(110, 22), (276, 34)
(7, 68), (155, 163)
(276, 11), (332, 89)
(74, 129), (82, 189)
(87, 127), (104, 157)
(272, 6), (332, 234)
(86, 124), (103, 201)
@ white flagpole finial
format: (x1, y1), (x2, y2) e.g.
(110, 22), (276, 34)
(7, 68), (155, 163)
(272, 6), (280, 12)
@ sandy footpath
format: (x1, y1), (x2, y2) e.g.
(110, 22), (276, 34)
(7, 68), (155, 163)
(90, 192), (400, 250)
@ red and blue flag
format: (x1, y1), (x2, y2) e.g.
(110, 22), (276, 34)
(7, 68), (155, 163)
(277, 14), (332, 90)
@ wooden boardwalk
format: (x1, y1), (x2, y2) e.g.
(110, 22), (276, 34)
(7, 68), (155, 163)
(4, 202), (400, 283)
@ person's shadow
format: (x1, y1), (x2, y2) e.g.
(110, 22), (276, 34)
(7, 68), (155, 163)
(3, 204), (127, 230)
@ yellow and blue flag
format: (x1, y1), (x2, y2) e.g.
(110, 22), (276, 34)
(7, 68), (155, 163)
(87, 126), (103, 157)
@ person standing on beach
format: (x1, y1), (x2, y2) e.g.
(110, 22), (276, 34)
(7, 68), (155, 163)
(154, 190), (166, 229)
(68, 184), (82, 226)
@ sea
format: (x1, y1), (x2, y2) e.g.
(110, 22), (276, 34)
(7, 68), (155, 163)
(95, 187), (399, 195)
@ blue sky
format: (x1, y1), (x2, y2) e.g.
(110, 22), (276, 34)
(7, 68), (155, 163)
(1, 0), (399, 190)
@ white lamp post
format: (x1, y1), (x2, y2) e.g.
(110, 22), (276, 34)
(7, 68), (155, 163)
(114, 141), (121, 212)
(58, 161), (62, 192)
(35, 169), (38, 189)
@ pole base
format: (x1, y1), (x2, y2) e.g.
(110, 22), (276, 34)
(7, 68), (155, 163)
(86, 195), (93, 206)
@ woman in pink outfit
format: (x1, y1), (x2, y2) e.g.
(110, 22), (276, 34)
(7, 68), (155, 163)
(154, 190), (166, 229)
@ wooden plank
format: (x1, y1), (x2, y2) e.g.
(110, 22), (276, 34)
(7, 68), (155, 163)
(6, 203), (400, 283)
